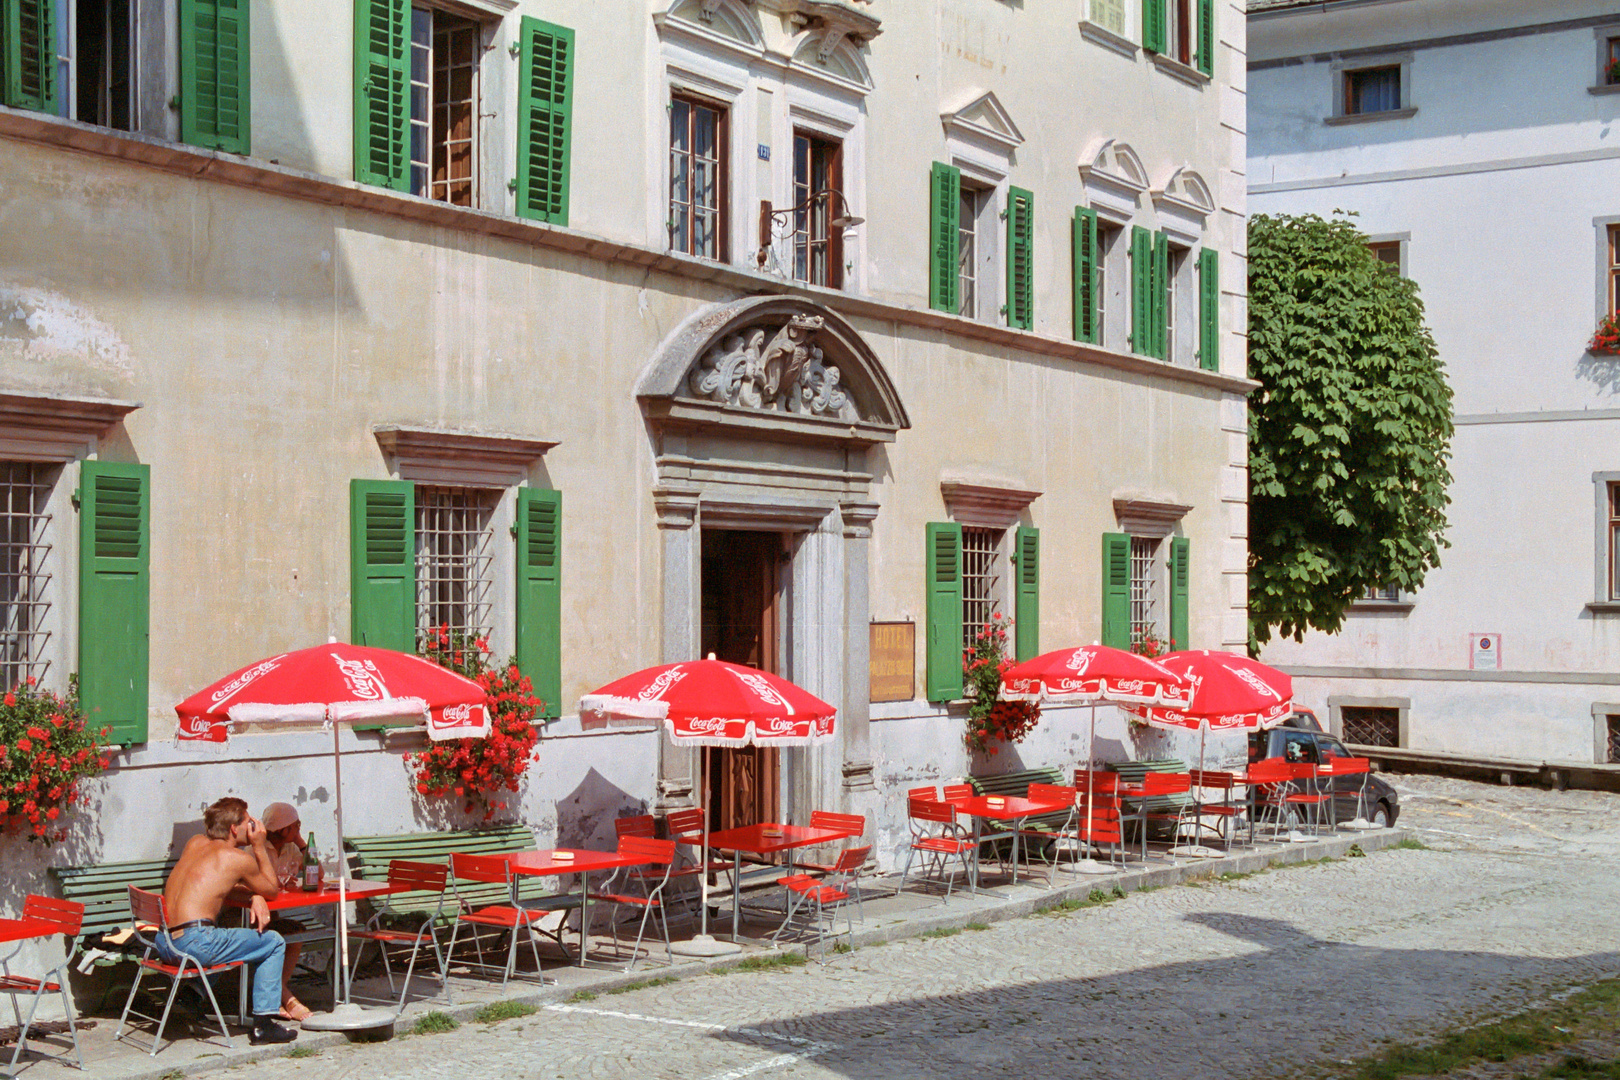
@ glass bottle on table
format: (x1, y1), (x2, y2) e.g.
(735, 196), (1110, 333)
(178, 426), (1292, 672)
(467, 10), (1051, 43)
(303, 831), (321, 890)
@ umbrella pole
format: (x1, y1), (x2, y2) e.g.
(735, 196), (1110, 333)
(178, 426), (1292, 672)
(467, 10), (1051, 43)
(1071, 701), (1111, 875)
(669, 746), (740, 957)
(333, 721), (350, 1005)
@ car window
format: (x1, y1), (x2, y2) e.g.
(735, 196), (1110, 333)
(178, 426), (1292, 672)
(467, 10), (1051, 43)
(1319, 736), (1349, 759)
(1282, 732), (1318, 763)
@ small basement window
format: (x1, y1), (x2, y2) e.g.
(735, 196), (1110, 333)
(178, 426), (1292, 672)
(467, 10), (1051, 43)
(1345, 65), (1401, 115)
(1340, 706), (1400, 748)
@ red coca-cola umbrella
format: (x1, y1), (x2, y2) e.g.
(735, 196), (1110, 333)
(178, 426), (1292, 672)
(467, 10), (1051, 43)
(580, 657), (835, 951)
(1001, 645), (1188, 874)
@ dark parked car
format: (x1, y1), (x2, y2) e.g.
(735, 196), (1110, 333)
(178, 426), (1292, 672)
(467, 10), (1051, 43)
(1247, 709), (1401, 827)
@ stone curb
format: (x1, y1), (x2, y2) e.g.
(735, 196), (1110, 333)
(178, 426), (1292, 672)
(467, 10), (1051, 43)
(104, 827), (1411, 1080)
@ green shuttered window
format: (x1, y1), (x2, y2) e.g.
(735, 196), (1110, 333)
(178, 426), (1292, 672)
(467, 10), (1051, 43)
(1101, 533), (1130, 650)
(350, 479), (416, 651)
(515, 488), (562, 719)
(354, 0), (410, 191)
(79, 462), (150, 744)
(1141, 0), (1167, 54)
(1129, 226), (1151, 356)
(1006, 186), (1034, 330)
(1, 0), (56, 111)
(1014, 527), (1039, 662)
(929, 162), (961, 314)
(925, 522), (963, 702)
(1151, 231), (1169, 360)
(1198, 247), (1219, 371)
(516, 17), (573, 225)
(1072, 207), (1099, 344)
(1169, 537), (1190, 651)
(1196, 0), (1215, 75)
(180, 0), (250, 154)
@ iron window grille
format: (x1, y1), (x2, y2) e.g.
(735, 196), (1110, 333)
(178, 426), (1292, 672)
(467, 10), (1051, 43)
(961, 526), (1003, 648)
(409, 6), (480, 207)
(1608, 714), (1620, 763)
(1340, 706), (1399, 747)
(414, 486), (496, 660)
(1129, 535), (1162, 645)
(0, 463), (53, 691)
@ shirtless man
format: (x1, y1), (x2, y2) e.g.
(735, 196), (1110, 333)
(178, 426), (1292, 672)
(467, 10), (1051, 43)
(159, 797), (298, 1045)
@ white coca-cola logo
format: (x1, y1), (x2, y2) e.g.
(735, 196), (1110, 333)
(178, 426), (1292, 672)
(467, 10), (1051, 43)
(736, 672), (794, 714)
(333, 655), (388, 701)
(757, 716), (796, 735)
(686, 716), (729, 734)
(1231, 665), (1281, 699)
(434, 702), (482, 729)
(1114, 678), (1147, 694)
(638, 668), (688, 701)
(209, 658), (282, 706)
(1063, 649), (1094, 675)
(178, 713), (219, 737)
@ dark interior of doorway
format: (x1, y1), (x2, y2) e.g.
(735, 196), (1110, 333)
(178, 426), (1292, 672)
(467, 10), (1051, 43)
(700, 529), (782, 833)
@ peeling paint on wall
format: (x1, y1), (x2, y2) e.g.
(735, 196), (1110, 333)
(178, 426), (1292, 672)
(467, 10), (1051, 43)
(0, 283), (134, 374)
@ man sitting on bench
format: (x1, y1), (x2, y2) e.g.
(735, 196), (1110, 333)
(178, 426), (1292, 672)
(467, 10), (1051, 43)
(160, 797), (298, 1045)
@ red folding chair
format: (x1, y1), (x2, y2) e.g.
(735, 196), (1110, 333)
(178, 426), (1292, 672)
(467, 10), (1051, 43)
(1074, 792), (1128, 867)
(1018, 783), (1080, 882)
(773, 845), (871, 962)
(898, 798), (973, 903)
(347, 859), (452, 1008)
(662, 806), (732, 918)
(116, 887), (242, 1056)
(614, 814), (657, 840)
(1133, 771), (1194, 859)
(1245, 757), (1297, 840)
(588, 836), (677, 972)
(445, 852), (556, 990)
(0, 896), (84, 1073)
(1287, 761), (1333, 834)
(941, 783), (974, 802)
(1188, 769), (1246, 851)
(1332, 757), (1374, 824)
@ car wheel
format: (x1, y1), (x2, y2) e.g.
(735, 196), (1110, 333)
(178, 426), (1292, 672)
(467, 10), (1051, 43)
(1371, 801), (1391, 828)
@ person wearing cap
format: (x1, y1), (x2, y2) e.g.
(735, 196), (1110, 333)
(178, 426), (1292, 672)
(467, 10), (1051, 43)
(260, 802), (314, 1022)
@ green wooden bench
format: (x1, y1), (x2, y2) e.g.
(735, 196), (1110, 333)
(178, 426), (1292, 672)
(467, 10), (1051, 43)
(52, 858), (176, 949)
(1108, 758), (1195, 842)
(968, 767), (1069, 860)
(344, 824), (581, 923)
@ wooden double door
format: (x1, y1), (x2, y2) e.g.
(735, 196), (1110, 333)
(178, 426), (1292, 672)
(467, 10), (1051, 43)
(700, 528), (783, 832)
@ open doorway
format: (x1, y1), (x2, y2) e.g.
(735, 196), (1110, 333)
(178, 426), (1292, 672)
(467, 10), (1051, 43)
(700, 529), (784, 831)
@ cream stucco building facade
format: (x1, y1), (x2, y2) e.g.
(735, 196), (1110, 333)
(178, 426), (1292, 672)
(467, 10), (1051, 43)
(0, 0), (1252, 908)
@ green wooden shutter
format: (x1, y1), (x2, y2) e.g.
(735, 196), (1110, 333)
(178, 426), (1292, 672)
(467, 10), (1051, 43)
(515, 487), (562, 720)
(1072, 207), (1099, 344)
(1, 0), (56, 112)
(1006, 186), (1034, 330)
(349, 479), (415, 652)
(925, 522), (963, 702)
(516, 17), (573, 225)
(1014, 527), (1040, 662)
(1129, 226), (1151, 356)
(353, 0), (410, 191)
(1101, 533), (1131, 650)
(1169, 537), (1190, 651)
(1152, 230), (1170, 360)
(79, 462), (149, 744)
(1196, 0), (1215, 75)
(179, 0), (250, 153)
(928, 162), (961, 314)
(1198, 247), (1219, 371)
(1142, 0), (1167, 53)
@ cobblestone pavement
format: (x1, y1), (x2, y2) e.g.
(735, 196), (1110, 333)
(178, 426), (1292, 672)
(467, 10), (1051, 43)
(225, 774), (1620, 1080)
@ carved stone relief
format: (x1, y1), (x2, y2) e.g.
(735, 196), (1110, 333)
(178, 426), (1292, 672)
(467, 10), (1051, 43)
(686, 314), (862, 421)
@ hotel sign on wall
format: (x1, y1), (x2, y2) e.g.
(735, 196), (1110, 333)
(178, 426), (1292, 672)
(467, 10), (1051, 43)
(869, 622), (915, 702)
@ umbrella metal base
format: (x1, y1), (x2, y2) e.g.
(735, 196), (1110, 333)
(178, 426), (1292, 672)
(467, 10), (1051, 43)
(299, 1003), (397, 1032)
(669, 934), (743, 958)
(1064, 858), (1117, 876)
(1167, 844), (1224, 859)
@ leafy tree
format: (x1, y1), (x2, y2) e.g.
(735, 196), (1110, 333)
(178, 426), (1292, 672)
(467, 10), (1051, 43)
(1247, 212), (1454, 648)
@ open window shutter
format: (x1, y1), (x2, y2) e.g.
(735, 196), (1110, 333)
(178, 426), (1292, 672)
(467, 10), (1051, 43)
(1072, 207), (1099, 344)
(1014, 527), (1040, 662)
(516, 17), (573, 225)
(1198, 247), (1219, 371)
(1, 0), (56, 111)
(925, 522), (963, 702)
(1169, 537), (1190, 651)
(1142, 0), (1167, 53)
(1006, 186), (1034, 330)
(1101, 533), (1131, 650)
(179, 0), (249, 153)
(349, 479), (415, 652)
(928, 162), (961, 314)
(1196, 0), (1215, 75)
(516, 487), (562, 720)
(353, 0), (409, 191)
(1152, 230), (1170, 359)
(1129, 226), (1151, 356)
(79, 462), (149, 744)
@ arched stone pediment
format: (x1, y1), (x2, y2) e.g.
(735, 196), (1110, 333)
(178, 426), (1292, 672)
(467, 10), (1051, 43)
(662, 0), (764, 49)
(638, 297), (910, 446)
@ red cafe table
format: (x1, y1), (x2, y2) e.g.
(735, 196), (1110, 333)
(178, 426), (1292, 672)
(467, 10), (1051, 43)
(705, 824), (861, 943)
(941, 794), (1073, 893)
(504, 848), (656, 967)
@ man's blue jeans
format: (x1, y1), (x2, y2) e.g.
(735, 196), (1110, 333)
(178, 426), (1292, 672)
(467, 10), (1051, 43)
(156, 925), (286, 1017)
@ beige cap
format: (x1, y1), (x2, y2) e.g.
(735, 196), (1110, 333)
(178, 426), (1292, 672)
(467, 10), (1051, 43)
(262, 801), (300, 833)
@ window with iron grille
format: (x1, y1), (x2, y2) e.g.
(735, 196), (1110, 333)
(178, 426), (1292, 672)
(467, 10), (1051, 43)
(0, 463), (54, 691)
(960, 526), (1003, 648)
(414, 486), (496, 659)
(1341, 706), (1400, 747)
(792, 132), (841, 288)
(669, 95), (726, 259)
(1129, 535), (1162, 645)
(1608, 715), (1620, 763)
(409, 6), (481, 207)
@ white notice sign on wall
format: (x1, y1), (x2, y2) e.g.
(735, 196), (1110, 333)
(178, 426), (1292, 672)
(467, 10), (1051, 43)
(1470, 633), (1502, 671)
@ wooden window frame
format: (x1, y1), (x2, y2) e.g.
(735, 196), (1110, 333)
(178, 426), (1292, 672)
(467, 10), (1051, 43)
(1168, 0), (1193, 67)
(1344, 64), (1401, 116)
(960, 526), (1006, 649)
(1609, 224), (1620, 318)
(72, 0), (137, 130)
(791, 130), (842, 289)
(669, 92), (729, 261)
(408, 5), (482, 208)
